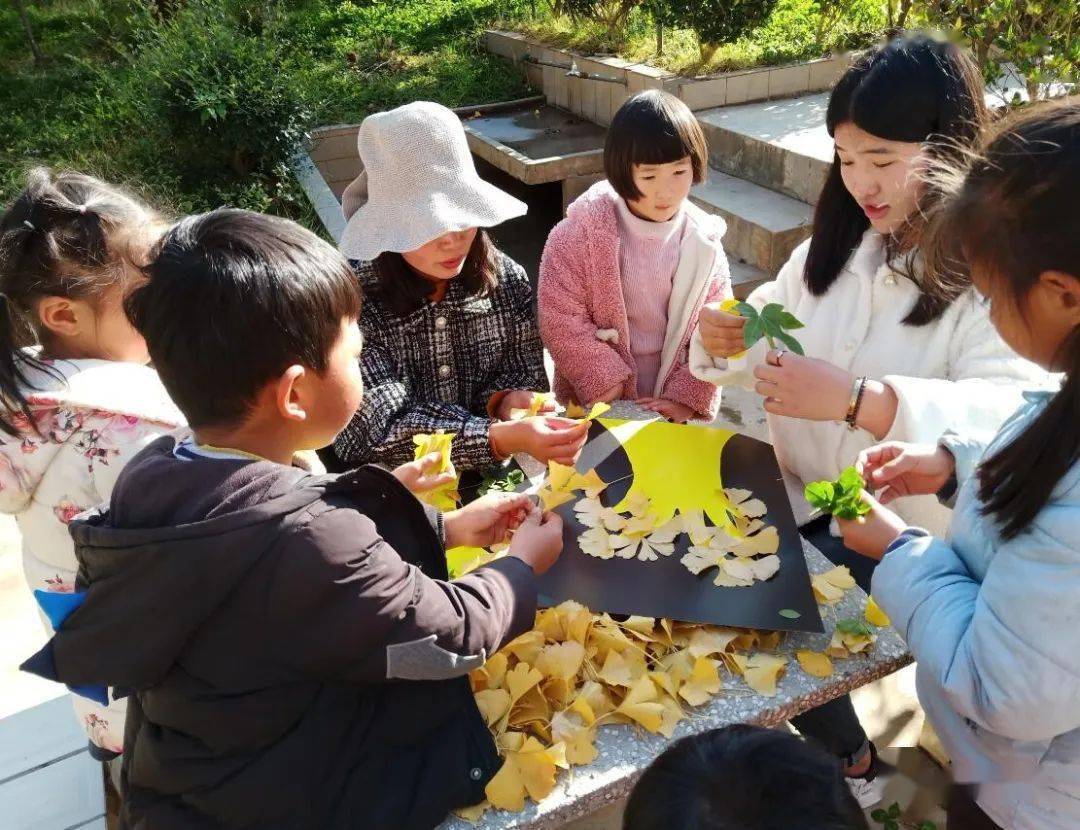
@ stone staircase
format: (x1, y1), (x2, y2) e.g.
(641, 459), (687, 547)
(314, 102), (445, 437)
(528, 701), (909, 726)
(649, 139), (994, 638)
(689, 92), (833, 297)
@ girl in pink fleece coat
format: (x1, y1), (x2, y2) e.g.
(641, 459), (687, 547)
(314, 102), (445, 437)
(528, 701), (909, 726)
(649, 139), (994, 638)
(539, 90), (732, 422)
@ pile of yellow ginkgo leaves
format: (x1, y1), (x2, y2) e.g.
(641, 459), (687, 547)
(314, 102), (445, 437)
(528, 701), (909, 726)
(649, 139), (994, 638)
(454, 564), (893, 821)
(458, 605), (793, 820)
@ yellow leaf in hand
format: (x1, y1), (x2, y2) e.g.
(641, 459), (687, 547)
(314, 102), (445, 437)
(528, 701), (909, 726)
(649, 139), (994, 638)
(538, 486), (575, 511)
(678, 657), (722, 706)
(796, 650), (834, 678)
(865, 596), (891, 627)
(547, 461), (577, 493)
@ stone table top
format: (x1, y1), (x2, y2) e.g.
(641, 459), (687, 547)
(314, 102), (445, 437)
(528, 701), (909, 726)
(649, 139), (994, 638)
(439, 537), (912, 830)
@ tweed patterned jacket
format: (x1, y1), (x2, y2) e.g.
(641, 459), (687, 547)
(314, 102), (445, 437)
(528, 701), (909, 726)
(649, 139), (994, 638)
(334, 252), (549, 471)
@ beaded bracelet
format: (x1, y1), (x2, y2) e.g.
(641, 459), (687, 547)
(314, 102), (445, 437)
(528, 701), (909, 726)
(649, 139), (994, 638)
(845, 376), (868, 430)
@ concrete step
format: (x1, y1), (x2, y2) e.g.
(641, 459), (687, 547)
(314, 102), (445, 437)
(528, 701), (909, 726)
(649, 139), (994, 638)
(729, 260), (770, 300)
(690, 167), (813, 276)
(696, 92), (833, 205)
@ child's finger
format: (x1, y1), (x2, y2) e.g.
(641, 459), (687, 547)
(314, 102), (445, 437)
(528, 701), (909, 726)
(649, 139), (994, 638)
(870, 452), (916, 484)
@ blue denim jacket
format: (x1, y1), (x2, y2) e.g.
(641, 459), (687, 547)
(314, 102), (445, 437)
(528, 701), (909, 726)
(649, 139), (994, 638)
(874, 391), (1080, 829)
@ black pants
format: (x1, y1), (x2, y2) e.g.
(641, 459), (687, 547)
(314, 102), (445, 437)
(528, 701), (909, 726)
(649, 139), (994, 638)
(790, 517), (879, 765)
(947, 787), (1002, 830)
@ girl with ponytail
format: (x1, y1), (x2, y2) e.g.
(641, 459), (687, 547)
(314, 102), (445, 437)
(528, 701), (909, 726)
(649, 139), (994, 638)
(841, 100), (1080, 829)
(0, 169), (184, 763)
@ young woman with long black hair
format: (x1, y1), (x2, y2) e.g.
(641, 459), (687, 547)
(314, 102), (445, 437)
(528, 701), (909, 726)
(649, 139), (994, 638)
(690, 35), (1049, 804)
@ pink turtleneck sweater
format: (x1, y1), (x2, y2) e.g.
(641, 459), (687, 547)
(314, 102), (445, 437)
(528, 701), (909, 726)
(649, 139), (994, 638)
(615, 197), (686, 397)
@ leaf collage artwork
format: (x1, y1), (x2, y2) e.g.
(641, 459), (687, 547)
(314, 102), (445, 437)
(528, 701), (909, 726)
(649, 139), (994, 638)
(535, 418), (823, 632)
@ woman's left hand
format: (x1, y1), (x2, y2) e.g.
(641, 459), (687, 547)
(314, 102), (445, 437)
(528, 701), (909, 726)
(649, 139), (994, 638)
(753, 350), (852, 421)
(835, 492), (908, 561)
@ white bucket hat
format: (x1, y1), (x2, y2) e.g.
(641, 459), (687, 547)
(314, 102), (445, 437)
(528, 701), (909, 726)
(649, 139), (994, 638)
(338, 101), (527, 261)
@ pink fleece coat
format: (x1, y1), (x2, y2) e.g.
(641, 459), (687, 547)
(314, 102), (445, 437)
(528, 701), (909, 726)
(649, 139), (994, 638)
(538, 181), (730, 419)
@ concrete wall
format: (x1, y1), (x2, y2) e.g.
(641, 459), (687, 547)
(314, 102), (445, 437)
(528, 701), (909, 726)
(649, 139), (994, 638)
(484, 29), (852, 119)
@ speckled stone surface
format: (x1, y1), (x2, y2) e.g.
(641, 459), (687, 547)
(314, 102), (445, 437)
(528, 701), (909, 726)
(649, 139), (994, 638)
(439, 544), (911, 830)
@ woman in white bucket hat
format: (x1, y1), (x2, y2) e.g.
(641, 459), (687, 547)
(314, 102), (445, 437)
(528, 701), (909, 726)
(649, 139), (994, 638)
(334, 101), (589, 472)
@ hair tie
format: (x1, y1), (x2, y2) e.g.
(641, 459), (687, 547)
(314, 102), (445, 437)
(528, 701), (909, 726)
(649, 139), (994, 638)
(22, 220), (34, 232)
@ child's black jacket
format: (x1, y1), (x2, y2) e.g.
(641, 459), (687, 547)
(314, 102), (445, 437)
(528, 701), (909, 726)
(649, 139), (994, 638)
(23, 436), (536, 829)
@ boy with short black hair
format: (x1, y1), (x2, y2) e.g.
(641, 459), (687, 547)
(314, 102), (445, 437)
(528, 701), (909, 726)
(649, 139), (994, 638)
(23, 209), (563, 829)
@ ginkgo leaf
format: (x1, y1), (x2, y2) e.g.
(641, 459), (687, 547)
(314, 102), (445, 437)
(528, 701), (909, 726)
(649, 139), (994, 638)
(677, 510), (716, 546)
(510, 392), (555, 420)
(621, 513), (656, 538)
(564, 401), (611, 421)
(574, 468), (608, 498)
(827, 627), (877, 658)
(796, 650), (834, 678)
(472, 652), (509, 691)
(504, 630), (545, 665)
(548, 461), (577, 493)
(574, 498), (626, 532)
(579, 526), (616, 559)
(729, 653), (787, 697)
(452, 801), (489, 822)
(484, 736), (568, 810)
(722, 526), (780, 558)
(598, 649), (640, 687)
(508, 685), (551, 730)
(534, 641), (586, 681)
(412, 431), (460, 512)
(475, 688), (512, 727)
(538, 486), (575, 511)
(631, 535), (676, 562)
(616, 675), (666, 732)
(678, 657), (722, 706)
(551, 708), (598, 765)
(687, 627), (740, 658)
(812, 566), (857, 605)
(505, 662), (544, 704)
(724, 487), (767, 522)
(865, 596), (891, 627)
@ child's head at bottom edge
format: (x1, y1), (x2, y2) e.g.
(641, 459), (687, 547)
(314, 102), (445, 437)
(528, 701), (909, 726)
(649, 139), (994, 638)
(623, 724), (870, 830)
(127, 208), (363, 460)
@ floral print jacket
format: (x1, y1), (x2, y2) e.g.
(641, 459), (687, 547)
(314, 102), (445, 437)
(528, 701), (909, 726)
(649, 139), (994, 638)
(1, 353), (185, 752)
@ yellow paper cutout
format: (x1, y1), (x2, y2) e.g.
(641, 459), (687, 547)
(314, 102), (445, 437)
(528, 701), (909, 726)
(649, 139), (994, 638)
(606, 419), (738, 529)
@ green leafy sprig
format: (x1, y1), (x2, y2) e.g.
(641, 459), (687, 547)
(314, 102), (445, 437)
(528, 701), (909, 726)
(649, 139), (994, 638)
(804, 467), (871, 521)
(478, 468), (526, 496)
(736, 302), (806, 354)
(870, 801), (936, 830)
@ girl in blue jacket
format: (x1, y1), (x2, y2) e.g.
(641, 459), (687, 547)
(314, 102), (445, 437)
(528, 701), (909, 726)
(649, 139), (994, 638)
(837, 101), (1080, 830)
